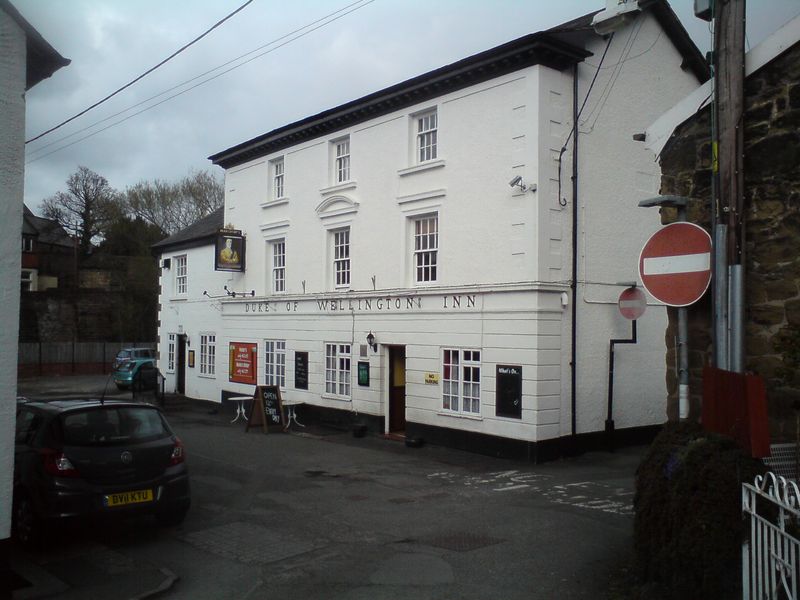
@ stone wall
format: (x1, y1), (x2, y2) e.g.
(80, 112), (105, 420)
(659, 42), (800, 439)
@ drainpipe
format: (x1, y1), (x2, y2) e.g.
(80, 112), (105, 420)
(570, 63), (579, 439)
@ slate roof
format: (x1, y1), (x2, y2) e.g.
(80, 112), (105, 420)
(23, 205), (73, 248)
(1, 0), (70, 89)
(209, 0), (707, 170)
(151, 207), (224, 253)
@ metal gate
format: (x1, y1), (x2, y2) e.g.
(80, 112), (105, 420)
(743, 472), (800, 599)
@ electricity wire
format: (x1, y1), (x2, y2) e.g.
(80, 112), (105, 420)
(25, 0), (376, 164)
(26, 0), (255, 144)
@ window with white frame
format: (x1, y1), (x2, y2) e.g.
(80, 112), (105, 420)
(264, 340), (286, 387)
(272, 157), (285, 199)
(325, 343), (351, 397)
(22, 236), (34, 252)
(333, 228), (350, 288)
(167, 334), (176, 372)
(416, 109), (438, 163)
(413, 214), (438, 284)
(175, 255), (187, 295)
(200, 333), (216, 376)
(333, 137), (350, 183)
(442, 349), (480, 415)
(271, 239), (286, 293)
(21, 270), (34, 292)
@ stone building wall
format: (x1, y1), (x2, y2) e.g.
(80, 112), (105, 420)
(658, 42), (800, 438)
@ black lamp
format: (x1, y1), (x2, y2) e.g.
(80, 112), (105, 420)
(366, 332), (377, 352)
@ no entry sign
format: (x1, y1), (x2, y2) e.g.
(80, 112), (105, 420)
(618, 287), (647, 320)
(639, 222), (712, 307)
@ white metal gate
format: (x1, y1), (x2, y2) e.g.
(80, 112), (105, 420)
(743, 472), (800, 600)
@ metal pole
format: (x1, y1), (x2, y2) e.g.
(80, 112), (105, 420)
(714, 225), (729, 369)
(676, 204), (690, 420)
(730, 264), (745, 371)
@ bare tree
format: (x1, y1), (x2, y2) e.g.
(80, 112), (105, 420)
(41, 166), (121, 257)
(125, 169), (223, 235)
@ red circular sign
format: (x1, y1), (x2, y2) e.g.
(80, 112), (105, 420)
(618, 287), (647, 320)
(639, 222), (712, 307)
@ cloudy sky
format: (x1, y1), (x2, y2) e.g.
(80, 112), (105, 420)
(18, 0), (800, 212)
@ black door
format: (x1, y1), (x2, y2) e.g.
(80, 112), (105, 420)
(177, 335), (187, 394)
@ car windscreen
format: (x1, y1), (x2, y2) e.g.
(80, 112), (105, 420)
(116, 351), (131, 360)
(59, 407), (172, 446)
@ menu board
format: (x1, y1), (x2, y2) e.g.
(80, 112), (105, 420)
(295, 352), (309, 390)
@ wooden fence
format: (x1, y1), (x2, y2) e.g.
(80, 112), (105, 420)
(18, 342), (156, 378)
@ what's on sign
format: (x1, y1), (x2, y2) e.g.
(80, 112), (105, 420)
(639, 222), (712, 307)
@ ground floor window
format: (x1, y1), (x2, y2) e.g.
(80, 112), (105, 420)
(442, 349), (480, 415)
(167, 334), (176, 372)
(265, 339), (286, 387)
(325, 343), (351, 397)
(200, 333), (216, 376)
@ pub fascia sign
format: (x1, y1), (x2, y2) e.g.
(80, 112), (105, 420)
(224, 293), (480, 316)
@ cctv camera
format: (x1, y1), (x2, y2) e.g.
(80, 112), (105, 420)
(509, 176), (523, 188)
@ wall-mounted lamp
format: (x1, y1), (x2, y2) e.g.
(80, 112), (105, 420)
(366, 331), (377, 352)
(509, 175), (536, 193)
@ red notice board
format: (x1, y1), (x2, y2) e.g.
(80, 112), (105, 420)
(229, 342), (257, 384)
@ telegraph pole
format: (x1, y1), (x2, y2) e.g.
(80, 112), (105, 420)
(713, 0), (746, 372)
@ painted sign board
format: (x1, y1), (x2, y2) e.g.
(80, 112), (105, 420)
(639, 222), (712, 307)
(358, 361), (370, 386)
(294, 352), (309, 390)
(246, 385), (284, 433)
(229, 342), (257, 384)
(496, 365), (522, 419)
(215, 229), (246, 272)
(424, 373), (440, 385)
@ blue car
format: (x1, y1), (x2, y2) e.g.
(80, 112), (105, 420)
(113, 357), (156, 390)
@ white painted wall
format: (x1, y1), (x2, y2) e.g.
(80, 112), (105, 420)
(573, 11), (703, 433)
(0, 7), (27, 539)
(158, 10), (704, 444)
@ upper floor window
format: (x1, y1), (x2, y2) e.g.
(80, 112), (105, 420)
(272, 239), (286, 293)
(334, 137), (350, 184)
(272, 157), (285, 199)
(175, 255), (187, 295)
(414, 214), (438, 284)
(21, 270), (34, 292)
(200, 333), (216, 377)
(22, 236), (34, 253)
(416, 110), (438, 163)
(333, 228), (350, 288)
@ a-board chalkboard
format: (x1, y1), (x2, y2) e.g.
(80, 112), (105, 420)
(246, 385), (285, 433)
(496, 365), (522, 419)
(295, 352), (309, 390)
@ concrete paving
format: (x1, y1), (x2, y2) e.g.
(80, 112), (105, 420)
(10, 375), (644, 599)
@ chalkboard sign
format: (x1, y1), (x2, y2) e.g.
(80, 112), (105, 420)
(496, 365), (522, 419)
(294, 352), (309, 390)
(246, 385), (285, 433)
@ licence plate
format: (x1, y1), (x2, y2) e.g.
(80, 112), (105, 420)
(104, 489), (153, 507)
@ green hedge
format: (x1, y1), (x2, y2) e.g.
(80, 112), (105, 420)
(633, 422), (766, 599)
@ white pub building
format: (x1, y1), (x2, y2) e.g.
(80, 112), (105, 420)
(154, 1), (708, 459)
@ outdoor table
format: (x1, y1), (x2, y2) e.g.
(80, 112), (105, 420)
(227, 396), (251, 423)
(282, 399), (305, 430)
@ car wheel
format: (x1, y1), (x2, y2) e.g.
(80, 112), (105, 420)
(12, 494), (42, 549)
(155, 506), (188, 527)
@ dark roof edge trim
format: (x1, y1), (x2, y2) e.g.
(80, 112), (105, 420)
(151, 233), (217, 256)
(209, 32), (591, 169)
(645, 0), (710, 83)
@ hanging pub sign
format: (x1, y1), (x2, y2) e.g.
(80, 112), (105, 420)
(229, 342), (257, 384)
(215, 229), (245, 272)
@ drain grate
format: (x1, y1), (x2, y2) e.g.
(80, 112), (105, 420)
(420, 532), (503, 552)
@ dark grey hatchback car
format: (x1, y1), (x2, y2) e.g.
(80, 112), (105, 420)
(13, 399), (190, 547)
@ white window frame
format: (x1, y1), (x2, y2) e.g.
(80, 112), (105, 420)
(413, 214), (438, 284)
(264, 339), (286, 388)
(174, 255), (187, 296)
(272, 157), (285, 200)
(442, 348), (481, 415)
(332, 228), (350, 289)
(416, 109), (438, 163)
(333, 137), (351, 184)
(271, 239), (286, 294)
(199, 333), (216, 377)
(167, 333), (176, 373)
(22, 236), (34, 252)
(21, 269), (35, 292)
(325, 342), (351, 398)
